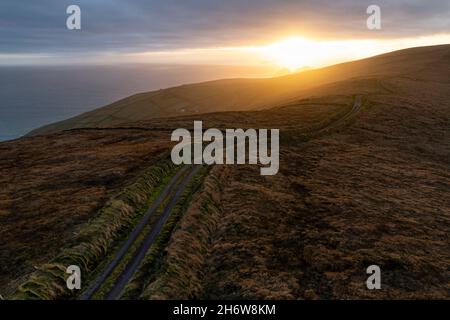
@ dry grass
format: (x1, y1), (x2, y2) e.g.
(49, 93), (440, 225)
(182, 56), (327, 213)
(13, 160), (176, 299)
(1, 45), (449, 299)
(140, 166), (227, 299)
(30, 45), (450, 135)
(0, 129), (172, 296)
(200, 77), (450, 299)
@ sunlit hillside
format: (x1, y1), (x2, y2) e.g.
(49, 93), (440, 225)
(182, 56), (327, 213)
(29, 45), (450, 136)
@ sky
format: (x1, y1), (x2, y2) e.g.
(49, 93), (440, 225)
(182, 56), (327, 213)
(1, 0), (449, 68)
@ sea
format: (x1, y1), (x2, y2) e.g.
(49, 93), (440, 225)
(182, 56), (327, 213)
(0, 64), (273, 141)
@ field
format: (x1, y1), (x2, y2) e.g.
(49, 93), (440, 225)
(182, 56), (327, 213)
(138, 76), (450, 299)
(1, 45), (449, 299)
(0, 129), (172, 295)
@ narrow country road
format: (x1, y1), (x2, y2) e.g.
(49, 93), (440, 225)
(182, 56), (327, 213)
(80, 95), (362, 300)
(80, 165), (197, 300)
(105, 165), (201, 300)
(315, 95), (362, 134)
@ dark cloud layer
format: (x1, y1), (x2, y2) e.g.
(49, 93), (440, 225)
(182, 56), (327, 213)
(0, 0), (449, 54)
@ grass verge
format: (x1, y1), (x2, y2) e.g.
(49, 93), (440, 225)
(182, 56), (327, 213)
(119, 165), (209, 299)
(139, 166), (226, 299)
(12, 155), (176, 300)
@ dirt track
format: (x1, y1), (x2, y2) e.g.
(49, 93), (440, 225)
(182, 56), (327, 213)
(80, 165), (199, 300)
(80, 97), (362, 299)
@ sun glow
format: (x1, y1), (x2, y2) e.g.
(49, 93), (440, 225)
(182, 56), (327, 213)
(258, 36), (381, 71)
(259, 37), (318, 71)
(257, 34), (450, 71)
(85, 34), (450, 73)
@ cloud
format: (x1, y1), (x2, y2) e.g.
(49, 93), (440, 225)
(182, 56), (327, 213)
(0, 0), (449, 57)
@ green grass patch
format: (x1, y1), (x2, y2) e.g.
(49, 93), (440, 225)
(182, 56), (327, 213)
(139, 166), (224, 299)
(120, 166), (209, 299)
(12, 154), (177, 300)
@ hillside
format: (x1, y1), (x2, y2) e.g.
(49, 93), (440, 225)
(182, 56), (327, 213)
(29, 45), (450, 136)
(1, 44), (449, 299)
(139, 46), (450, 299)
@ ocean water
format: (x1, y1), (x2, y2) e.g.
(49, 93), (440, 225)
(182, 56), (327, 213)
(0, 64), (273, 141)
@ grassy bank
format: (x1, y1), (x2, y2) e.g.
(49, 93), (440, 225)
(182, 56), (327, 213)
(119, 165), (209, 299)
(13, 156), (176, 300)
(140, 166), (227, 299)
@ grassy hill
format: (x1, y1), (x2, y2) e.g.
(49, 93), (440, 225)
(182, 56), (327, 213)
(28, 44), (450, 136)
(2, 44), (449, 299)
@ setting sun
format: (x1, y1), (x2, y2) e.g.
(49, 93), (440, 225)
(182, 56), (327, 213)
(2, 0), (450, 304)
(256, 34), (450, 72)
(256, 36), (374, 71)
(259, 37), (317, 71)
